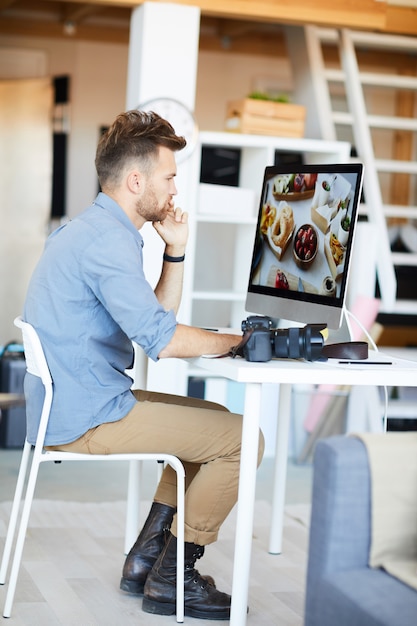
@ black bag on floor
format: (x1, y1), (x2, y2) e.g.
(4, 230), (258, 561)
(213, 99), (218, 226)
(0, 342), (26, 448)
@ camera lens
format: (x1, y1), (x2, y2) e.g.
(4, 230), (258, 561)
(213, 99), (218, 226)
(303, 326), (324, 361)
(274, 328), (302, 358)
(273, 326), (323, 361)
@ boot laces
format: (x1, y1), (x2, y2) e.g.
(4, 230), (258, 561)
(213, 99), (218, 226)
(184, 545), (205, 570)
(184, 545), (210, 589)
(193, 546), (205, 560)
(190, 568), (209, 590)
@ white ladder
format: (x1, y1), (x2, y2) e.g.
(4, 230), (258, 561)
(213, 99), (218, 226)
(291, 25), (417, 315)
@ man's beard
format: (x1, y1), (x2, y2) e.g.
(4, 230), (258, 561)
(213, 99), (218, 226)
(136, 186), (169, 223)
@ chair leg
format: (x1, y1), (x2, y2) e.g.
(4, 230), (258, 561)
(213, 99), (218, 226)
(171, 458), (185, 624)
(124, 459), (142, 555)
(0, 441), (32, 585)
(3, 455), (42, 618)
(157, 460), (164, 481)
(2, 453), (185, 621)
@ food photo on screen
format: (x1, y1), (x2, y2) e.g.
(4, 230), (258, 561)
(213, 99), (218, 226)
(250, 170), (358, 300)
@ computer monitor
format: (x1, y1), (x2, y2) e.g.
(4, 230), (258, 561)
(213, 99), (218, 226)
(245, 162), (364, 329)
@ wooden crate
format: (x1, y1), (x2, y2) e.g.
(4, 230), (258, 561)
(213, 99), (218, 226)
(225, 98), (306, 138)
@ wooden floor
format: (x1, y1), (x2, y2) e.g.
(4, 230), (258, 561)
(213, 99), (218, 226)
(0, 497), (310, 625)
(0, 451), (312, 625)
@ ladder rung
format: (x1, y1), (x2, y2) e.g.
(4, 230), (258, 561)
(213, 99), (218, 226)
(324, 69), (417, 91)
(316, 27), (417, 52)
(383, 205), (417, 220)
(314, 27), (339, 43)
(367, 115), (417, 131)
(324, 68), (346, 83)
(376, 160), (417, 174)
(380, 300), (417, 316)
(332, 112), (417, 131)
(331, 111), (352, 125)
(349, 30), (417, 52)
(360, 72), (417, 90)
(391, 252), (417, 267)
(381, 400), (417, 419)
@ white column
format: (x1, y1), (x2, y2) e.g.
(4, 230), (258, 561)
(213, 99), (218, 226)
(126, 2), (200, 112)
(125, 3), (201, 394)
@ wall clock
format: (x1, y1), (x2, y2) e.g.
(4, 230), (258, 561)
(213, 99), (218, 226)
(139, 97), (199, 163)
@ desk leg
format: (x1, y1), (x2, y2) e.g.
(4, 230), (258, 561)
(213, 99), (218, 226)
(269, 383), (292, 554)
(230, 382), (262, 626)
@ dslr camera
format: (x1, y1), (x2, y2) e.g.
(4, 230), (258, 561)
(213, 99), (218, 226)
(240, 315), (325, 362)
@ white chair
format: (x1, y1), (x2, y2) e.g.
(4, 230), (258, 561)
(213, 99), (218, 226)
(0, 316), (185, 621)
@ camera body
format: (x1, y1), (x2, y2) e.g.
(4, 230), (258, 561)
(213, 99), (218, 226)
(241, 315), (325, 362)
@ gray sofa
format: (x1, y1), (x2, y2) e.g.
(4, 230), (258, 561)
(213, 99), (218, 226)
(304, 435), (417, 626)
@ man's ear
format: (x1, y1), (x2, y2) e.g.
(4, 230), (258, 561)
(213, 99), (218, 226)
(127, 169), (142, 194)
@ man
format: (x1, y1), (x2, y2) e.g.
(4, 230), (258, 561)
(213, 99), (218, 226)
(23, 110), (265, 620)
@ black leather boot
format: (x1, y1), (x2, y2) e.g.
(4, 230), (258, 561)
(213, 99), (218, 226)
(142, 532), (231, 620)
(120, 502), (175, 595)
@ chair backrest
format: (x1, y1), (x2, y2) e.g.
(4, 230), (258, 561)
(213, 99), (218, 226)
(14, 317), (52, 385)
(14, 316), (53, 451)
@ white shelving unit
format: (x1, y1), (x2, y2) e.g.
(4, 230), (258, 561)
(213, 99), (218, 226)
(181, 131), (351, 422)
(187, 131), (351, 332)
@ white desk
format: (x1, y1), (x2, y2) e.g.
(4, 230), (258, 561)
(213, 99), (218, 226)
(187, 351), (417, 625)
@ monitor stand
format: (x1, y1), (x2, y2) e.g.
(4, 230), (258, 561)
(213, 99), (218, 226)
(326, 307), (353, 344)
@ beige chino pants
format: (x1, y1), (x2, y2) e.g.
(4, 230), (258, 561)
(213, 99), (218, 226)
(50, 389), (265, 546)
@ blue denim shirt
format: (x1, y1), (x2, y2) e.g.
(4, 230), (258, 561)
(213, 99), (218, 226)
(23, 193), (177, 445)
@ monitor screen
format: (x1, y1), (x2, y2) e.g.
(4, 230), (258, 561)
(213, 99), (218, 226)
(245, 162), (364, 329)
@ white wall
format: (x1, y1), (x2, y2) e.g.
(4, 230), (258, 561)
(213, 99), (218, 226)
(0, 77), (52, 341)
(66, 41), (128, 218)
(0, 33), (291, 220)
(195, 50), (292, 130)
(0, 35), (128, 219)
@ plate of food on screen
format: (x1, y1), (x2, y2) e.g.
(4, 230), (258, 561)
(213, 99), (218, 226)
(272, 172), (317, 201)
(259, 201), (295, 261)
(266, 265), (318, 294)
(324, 231), (346, 279)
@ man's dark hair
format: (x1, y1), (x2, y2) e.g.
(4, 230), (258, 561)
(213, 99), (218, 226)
(95, 109), (186, 189)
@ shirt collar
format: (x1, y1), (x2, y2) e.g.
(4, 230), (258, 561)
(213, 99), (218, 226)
(93, 192), (144, 248)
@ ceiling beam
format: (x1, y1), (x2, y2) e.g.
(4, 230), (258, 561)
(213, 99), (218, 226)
(1, 0), (416, 42)
(39, 0), (417, 35)
(0, 0), (16, 9)
(0, 16), (130, 43)
(386, 4), (417, 33)
(63, 3), (102, 23)
(46, 0), (382, 24)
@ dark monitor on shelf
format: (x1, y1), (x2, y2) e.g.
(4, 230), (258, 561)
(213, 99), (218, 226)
(245, 162), (364, 329)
